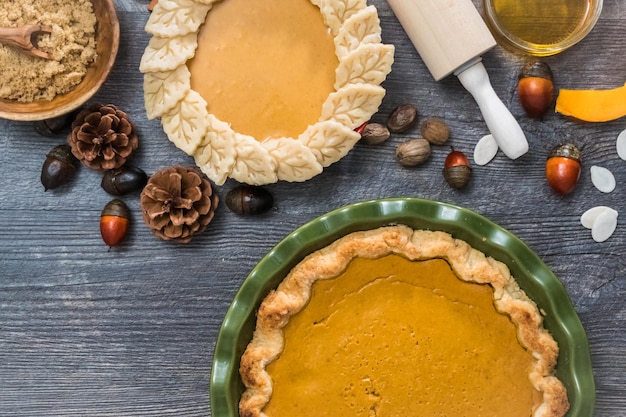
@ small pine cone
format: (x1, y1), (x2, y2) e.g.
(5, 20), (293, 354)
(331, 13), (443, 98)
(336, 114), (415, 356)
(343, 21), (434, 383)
(68, 104), (138, 171)
(140, 166), (219, 243)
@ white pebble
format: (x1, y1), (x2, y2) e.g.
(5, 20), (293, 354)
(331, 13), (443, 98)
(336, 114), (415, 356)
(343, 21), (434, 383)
(473, 134), (499, 166)
(581, 206), (618, 229)
(591, 208), (618, 242)
(590, 165), (616, 193)
(617, 129), (626, 161)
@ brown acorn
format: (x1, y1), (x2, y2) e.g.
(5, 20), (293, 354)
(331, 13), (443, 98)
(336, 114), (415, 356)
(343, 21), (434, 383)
(100, 199), (131, 249)
(518, 61), (554, 119)
(40, 144), (79, 191)
(226, 185), (274, 215)
(34, 111), (78, 136)
(443, 148), (472, 189)
(101, 166), (148, 196)
(545, 143), (581, 195)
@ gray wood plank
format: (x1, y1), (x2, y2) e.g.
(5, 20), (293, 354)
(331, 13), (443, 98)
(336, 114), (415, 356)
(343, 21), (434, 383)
(0, 0), (624, 415)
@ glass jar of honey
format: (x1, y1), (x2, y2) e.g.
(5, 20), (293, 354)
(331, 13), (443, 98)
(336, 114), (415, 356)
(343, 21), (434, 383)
(483, 0), (603, 56)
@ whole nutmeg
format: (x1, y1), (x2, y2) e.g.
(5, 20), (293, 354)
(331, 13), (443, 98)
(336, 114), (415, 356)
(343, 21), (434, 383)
(41, 144), (79, 191)
(420, 118), (450, 145)
(545, 143), (581, 195)
(396, 138), (431, 167)
(443, 148), (472, 189)
(140, 166), (219, 243)
(360, 123), (391, 145)
(387, 103), (418, 133)
(518, 60), (554, 119)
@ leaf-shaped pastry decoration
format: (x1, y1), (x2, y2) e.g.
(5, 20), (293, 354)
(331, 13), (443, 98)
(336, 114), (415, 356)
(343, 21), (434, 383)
(140, 0), (394, 185)
(143, 65), (191, 120)
(145, 0), (211, 38)
(321, 84), (386, 129)
(299, 120), (360, 167)
(139, 33), (197, 73)
(320, 0), (367, 35)
(334, 5), (382, 59)
(194, 115), (237, 185)
(263, 138), (323, 182)
(161, 90), (210, 155)
(335, 44), (394, 89)
(229, 135), (279, 185)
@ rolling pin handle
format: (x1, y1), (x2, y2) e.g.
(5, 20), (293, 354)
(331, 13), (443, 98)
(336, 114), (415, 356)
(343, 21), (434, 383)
(455, 59), (529, 160)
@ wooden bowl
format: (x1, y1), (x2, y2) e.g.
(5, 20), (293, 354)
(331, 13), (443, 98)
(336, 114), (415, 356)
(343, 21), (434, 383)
(0, 0), (119, 121)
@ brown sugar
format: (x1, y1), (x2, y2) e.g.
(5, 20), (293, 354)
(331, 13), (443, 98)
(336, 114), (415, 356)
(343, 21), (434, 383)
(0, 0), (97, 103)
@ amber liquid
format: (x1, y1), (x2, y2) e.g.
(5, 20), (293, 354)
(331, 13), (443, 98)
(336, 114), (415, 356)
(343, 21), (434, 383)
(487, 0), (597, 52)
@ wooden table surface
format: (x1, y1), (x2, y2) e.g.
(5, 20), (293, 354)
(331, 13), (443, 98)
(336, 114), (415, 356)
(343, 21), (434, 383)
(1, 0), (624, 415)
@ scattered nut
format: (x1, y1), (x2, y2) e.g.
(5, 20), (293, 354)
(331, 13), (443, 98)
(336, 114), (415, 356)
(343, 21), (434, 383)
(101, 165), (148, 196)
(100, 199), (131, 249)
(34, 109), (80, 136)
(396, 138), (431, 167)
(518, 60), (554, 119)
(443, 148), (472, 189)
(360, 123), (390, 145)
(40, 144), (79, 191)
(387, 103), (418, 133)
(420, 118), (449, 145)
(226, 185), (274, 215)
(546, 144), (581, 195)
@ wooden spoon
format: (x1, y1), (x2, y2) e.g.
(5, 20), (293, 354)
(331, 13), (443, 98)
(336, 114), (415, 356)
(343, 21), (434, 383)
(0, 24), (53, 59)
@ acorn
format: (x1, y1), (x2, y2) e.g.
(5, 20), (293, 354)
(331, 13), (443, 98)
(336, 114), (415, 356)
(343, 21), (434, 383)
(443, 148), (472, 189)
(40, 144), (79, 191)
(226, 185), (274, 215)
(546, 143), (581, 195)
(34, 110), (79, 136)
(100, 199), (131, 249)
(101, 165), (148, 196)
(518, 60), (554, 119)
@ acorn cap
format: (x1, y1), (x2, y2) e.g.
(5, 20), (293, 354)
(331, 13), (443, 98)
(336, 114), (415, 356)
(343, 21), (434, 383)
(101, 199), (131, 219)
(549, 143), (581, 163)
(520, 60), (554, 81)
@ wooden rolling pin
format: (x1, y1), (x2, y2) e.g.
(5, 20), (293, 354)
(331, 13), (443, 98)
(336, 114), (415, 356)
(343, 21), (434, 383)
(387, 0), (528, 160)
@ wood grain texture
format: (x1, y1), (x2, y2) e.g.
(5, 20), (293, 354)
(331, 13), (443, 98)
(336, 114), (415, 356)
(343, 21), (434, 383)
(0, 0), (624, 416)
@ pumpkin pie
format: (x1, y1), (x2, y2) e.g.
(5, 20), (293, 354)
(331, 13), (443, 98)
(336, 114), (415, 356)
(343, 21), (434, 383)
(140, 0), (394, 185)
(239, 226), (570, 417)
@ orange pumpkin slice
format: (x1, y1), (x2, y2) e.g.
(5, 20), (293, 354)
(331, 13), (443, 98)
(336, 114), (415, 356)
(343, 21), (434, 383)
(556, 82), (626, 122)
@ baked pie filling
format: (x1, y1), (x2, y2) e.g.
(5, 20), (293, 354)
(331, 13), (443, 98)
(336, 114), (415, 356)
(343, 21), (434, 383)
(240, 226), (570, 417)
(188, 0), (338, 140)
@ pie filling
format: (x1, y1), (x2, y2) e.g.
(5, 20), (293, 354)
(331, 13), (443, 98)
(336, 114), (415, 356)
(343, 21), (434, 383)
(242, 223), (566, 416)
(264, 255), (541, 416)
(188, 0), (338, 141)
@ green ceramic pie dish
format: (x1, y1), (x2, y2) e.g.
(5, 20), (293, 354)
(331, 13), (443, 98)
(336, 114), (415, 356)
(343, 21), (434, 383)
(210, 198), (595, 417)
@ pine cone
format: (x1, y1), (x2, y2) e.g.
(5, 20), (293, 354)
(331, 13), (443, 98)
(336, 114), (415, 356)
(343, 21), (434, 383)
(68, 104), (138, 171)
(140, 166), (219, 243)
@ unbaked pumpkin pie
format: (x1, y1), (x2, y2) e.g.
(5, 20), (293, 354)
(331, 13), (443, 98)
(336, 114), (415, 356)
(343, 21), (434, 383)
(239, 226), (570, 417)
(140, 0), (394, 185)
